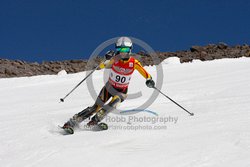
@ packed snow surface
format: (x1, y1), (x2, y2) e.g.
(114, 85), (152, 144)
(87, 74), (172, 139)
(0, 57), (250, 167)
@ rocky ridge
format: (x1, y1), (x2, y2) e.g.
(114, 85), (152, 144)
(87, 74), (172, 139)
(1, 43), (249, 78)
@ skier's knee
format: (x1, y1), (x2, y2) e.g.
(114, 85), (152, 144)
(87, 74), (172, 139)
(109, 95), (121, 108)
(94, 96), (121, 122)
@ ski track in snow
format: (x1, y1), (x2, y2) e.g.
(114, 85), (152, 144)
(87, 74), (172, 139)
(0, 57), (250, 167)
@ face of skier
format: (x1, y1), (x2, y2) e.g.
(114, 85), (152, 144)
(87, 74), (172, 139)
(118, 52), (130, 61)
(116, 47), (131, 61)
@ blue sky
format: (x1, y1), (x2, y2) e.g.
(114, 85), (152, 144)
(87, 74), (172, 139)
(0, 0), (250, 62)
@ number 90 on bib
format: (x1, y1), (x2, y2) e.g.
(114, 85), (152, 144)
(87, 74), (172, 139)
(109, 71), (131, 85)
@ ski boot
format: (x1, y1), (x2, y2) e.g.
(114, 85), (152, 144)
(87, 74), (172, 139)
(62, 118), (76, 134)
(61, 105), (98, 134)
(87, 109), (108, 131)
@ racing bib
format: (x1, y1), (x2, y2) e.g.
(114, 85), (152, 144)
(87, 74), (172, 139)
(109, 57), (135, 89)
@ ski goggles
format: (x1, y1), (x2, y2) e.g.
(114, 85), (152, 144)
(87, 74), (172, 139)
(116, 47), (131, 53)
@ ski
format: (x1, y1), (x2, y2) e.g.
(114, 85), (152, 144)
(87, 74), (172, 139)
(58, 122), (108, 135)
(86, 122), (109, 131)
(95, 122), (108, 131)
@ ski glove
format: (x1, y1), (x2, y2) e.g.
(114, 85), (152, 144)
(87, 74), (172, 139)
(105, 50), (115, 60)
(146, 78), (155, 88)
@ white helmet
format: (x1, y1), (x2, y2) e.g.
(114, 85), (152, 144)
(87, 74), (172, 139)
(115, 37), (133, 49)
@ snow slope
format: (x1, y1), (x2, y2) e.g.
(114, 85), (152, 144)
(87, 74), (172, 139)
(0, 57), (250, 167)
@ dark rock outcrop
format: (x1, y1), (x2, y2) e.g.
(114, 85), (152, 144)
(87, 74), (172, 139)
(0, 43), (249, 78)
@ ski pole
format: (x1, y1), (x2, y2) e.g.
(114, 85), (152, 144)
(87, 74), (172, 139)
(153, 86), (194, 116)
(60, 65), (99, 102)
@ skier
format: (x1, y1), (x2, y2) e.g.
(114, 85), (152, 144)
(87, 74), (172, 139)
(62, 37), (155, 133)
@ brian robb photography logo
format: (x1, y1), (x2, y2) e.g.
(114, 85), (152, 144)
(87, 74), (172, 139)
(82, 114), (178, 131)
(106, 109), (178, 131)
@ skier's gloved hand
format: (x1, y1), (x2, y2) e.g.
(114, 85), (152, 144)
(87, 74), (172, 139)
(99, 63), (105, 69)
(105, 50), (115, 60)
(146, 78), (155, 88)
